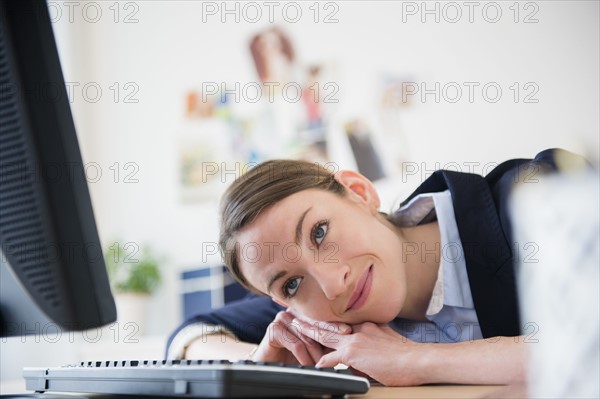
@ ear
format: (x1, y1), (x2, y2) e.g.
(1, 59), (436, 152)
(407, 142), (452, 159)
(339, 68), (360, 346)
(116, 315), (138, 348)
(272, 297), (288, 308)
(334, 170), (380, 215)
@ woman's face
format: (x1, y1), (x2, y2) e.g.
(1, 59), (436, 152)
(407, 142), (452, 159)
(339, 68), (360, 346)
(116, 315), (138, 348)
(236, 172), (408, 324)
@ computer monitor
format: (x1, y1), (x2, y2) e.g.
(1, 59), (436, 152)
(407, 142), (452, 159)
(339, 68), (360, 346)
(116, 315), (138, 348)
(0, 0), (117, 337)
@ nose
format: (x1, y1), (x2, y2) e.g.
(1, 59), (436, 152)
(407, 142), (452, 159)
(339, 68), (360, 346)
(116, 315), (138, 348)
(312, 262), (350, 300)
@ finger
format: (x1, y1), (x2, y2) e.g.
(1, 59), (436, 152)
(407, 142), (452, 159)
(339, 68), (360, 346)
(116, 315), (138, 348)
(286, 308), (323, 328)
(288, 308), (352, 334)
(275, 310), (295, 324)
(327, 322), (352, 335)
(270, 323), (315, 365)
(350, 322), (376, 333)
(269, 312), (312, 356)
(286, 307), (301, 318)
(295, 319), (348, 349)
(270, 312), (323, 364)
(315, 350), (343, 368)
(285, 341), (314, 366)
(289, 319), (326, 364)
(294, 318), (352, 337)
(277, 315), (327, 365)
(301, 337), (325, 364)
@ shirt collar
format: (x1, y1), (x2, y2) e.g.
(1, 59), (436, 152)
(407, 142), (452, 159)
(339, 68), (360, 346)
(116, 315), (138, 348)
(394, 190), (475, 317)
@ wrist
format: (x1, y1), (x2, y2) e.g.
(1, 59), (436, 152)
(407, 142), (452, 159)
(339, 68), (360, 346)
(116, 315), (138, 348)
(414, 343), (440, 385)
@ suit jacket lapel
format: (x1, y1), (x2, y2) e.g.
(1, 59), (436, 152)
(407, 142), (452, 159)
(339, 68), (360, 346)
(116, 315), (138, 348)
(401, 170), (520, 337)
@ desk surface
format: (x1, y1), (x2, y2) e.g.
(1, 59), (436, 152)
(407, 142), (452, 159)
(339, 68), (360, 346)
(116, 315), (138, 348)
(3, 379), (511, 399)
(350, 384), (504, 398)
(1, 386), (510, 399)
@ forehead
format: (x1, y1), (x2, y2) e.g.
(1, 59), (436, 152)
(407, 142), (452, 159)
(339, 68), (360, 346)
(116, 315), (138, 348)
(238, 189), (327, 244)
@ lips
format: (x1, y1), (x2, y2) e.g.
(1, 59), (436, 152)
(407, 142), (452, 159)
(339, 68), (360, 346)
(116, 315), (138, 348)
(346, 265), (373, 312)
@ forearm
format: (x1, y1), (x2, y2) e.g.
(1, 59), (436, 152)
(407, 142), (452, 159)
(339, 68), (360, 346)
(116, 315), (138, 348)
(184, 333), (257, 360)
(420, 336), (526, 385)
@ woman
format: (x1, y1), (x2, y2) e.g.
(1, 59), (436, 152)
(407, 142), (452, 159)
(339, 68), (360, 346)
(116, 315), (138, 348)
(168, 148), (587, 386)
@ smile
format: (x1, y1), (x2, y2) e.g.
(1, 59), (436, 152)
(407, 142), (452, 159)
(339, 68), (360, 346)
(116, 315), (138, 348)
(345, 265), (373, 312)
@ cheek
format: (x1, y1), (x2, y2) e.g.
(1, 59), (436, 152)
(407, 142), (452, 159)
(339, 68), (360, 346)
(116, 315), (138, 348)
(299, 306), (342, 323)
(342, 214), (388, 248)
(332, 227), (376, 259)
(374, 267), (407, 321)
(295, 289), (340, 321)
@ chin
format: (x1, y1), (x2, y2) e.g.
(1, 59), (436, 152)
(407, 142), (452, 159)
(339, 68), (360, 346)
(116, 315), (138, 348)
(350, 303), (403, 325)
(352, 315), (394, 325)
(376, 296), (405, 323)
(368, 311), (399, 324)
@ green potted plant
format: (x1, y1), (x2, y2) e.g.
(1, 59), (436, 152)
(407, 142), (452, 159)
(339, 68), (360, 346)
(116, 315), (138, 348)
(105, 241), (162, 334)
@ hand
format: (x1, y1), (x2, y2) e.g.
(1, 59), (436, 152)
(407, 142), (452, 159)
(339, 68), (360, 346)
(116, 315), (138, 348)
(296, 320), (430, 386)
(252, 309), (351, 365)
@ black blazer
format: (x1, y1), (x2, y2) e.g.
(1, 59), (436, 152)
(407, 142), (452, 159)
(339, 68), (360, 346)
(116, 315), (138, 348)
(167, 148), (588, 352)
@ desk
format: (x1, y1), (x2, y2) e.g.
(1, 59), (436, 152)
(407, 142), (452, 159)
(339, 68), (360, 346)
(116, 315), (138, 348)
(1, 384), (512, 398)
(2, 382), (506, 399)
(349, 385), (505, 398)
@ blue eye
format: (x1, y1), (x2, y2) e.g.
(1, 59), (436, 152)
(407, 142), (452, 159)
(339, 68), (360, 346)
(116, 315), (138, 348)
(312, 221), (329, 246)
(283, 277), (302, 298)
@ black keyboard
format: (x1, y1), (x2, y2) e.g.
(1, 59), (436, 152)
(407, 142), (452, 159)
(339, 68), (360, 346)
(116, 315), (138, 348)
(23, 359), (370, 398)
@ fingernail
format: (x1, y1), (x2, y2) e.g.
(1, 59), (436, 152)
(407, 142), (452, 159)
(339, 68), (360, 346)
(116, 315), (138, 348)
(339, 323), (351, 332)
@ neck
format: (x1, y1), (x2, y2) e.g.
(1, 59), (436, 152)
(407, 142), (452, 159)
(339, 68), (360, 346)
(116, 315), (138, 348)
(395, 221), (442, 321)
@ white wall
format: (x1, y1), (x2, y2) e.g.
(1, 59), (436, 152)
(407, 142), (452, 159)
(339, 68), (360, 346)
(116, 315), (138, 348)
(51, 1), (598, 337)
(1, 0), (598, 386)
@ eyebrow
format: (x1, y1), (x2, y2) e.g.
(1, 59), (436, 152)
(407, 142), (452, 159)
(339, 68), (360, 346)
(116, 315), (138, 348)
(267, 270), (288, 294)
(266, 207), (311, 294)
(295, 207), (312, 245)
